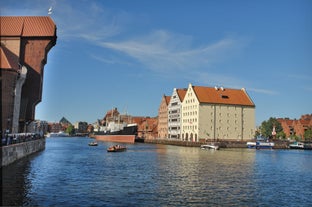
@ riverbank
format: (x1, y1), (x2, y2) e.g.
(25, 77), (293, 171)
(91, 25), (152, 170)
(144, 138), (289, 149)
(1, 138), (45, 166)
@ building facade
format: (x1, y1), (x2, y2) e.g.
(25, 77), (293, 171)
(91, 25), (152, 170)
(1, 16), (57, 136)
(168, 88), (187, 139)
(157, 95), (170, 138)
(277, 114), (312, 139)
(181, 84), (255, 142)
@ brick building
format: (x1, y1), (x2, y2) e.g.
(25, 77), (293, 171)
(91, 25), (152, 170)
(157, 95), (171, 138)
(277, 114), (312, 139)
(1, 16), (57, 136)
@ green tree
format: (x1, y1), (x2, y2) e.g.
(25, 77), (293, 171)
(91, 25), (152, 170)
(66, 125), (75, 135)
(260, 117), (283, 139)
(304, 128), (312, 141)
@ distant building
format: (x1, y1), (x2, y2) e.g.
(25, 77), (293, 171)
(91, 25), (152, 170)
(1, 16), (57, 136)
(134, 117), (158, 139)
(100, 107), (134, 127)
(277, 114), (312, 139)
(157, 95), (171, 138)
(181, 84), (255, 141)
(48, 117), (72, 133)
(27, 120), (49, 135)
(74, 121), (88, 133)
(168, 88), (187, 139)
(48, 122), (62, 133)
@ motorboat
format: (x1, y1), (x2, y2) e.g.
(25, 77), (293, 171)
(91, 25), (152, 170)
(247, 141), (274, 149)
(107, 145), (127, 152)
(201, 143), (219, 150)
(88, 141), (98, 146)
(289, 142), (304, 149)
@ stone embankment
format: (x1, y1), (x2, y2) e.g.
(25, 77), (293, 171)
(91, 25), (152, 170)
(144, 138), (289, 149)
(1, 139), (45, 166)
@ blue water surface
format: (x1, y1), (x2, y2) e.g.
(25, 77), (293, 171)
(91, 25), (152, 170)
(2, 137), (312, 206)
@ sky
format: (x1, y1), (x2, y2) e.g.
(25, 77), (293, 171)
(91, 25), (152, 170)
(1, 0), (311, 126)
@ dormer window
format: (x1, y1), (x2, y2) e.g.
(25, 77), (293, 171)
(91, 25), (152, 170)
(221, 95), (229, 99)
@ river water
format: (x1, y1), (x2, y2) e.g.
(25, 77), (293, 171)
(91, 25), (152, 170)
(2, 137), (312, 206)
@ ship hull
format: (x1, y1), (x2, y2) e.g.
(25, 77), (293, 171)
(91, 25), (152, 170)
(93, 134), (135, 143)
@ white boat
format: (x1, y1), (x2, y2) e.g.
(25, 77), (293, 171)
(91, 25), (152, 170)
(47, 131), (69, 137)
(201, 143), (219, 150)
(289, 142), (304, 149)
(247, 141), (274, 149)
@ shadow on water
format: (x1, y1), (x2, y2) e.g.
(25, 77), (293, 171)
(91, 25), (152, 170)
(1, 151), (44, 206)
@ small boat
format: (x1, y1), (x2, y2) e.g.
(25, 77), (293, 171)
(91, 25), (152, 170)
(88, 141), (98, 146)
(289, 142), (304, 149)
(247, 141), (274, 149)
(107, 145), (127, 152)
(201, 143), (219, 150)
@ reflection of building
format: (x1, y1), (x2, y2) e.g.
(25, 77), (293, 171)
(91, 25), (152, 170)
(277, 114), (312, 139)
(1, 16), (57, 136)
(158, 95), (171, 138)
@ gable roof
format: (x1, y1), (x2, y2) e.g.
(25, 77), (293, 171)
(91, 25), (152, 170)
(176, 88), (187, 102)
(164, 95), (171, 105)
(192, 86), (255, 107)
(0, 16), (56, 37)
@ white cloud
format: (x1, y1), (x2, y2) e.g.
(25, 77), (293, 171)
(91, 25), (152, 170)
(99, 30), (246, 74)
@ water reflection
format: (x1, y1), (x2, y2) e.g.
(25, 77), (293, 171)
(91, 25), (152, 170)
(155, 147), (256, 206)
(2, 138), (312, 206)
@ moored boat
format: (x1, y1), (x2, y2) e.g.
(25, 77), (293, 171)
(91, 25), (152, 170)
(201, 143), (219, 150)
(247, 141), (274, 149)
(47, 131), (69, 137)
(107, 145), (127, 152)
(289, 142), (304, 149)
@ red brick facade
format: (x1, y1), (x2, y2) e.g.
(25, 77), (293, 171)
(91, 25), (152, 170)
(277, 114), (312, 139)
(1, 16), (57, 135)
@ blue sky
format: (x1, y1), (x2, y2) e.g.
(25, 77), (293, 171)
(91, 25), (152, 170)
(1, 0), (311, 126)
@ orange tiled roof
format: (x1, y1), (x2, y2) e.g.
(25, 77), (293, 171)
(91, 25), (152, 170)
(192, 86), (255, 106)
(0, 16), (56, 37)
(165, 96), (171, 105)
(176, 88), (187, 102)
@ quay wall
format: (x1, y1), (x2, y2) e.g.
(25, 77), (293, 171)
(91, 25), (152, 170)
(1, 139), (45, 167)
(144, 139), (289, 149)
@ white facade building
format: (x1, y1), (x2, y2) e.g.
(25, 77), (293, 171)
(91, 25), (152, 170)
(168, 88), (187, 139)
(181, 83), (255, 142)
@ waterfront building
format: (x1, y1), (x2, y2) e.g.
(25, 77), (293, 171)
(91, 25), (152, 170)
(74, 121), (88, 133)
(277, 114), (312, 139)
(181, 83), (255, 142)
(1, 16), (57, 136)
(158, 95), (171, 138)
(27, 120), (49, 135)
(134, 116), (158, 139)
(167, 88), (187, 140)
(48, 122), (62, 133)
